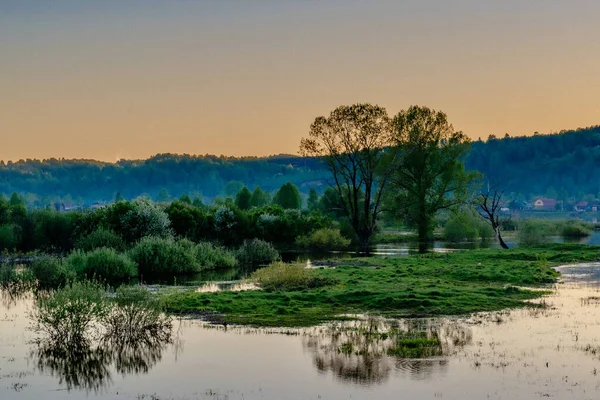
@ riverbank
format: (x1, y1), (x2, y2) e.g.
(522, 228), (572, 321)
(163, 244), (600, 327)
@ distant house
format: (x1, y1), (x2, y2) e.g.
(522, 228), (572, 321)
(575, 201), (588, 212)
(533, 198), (557, 211)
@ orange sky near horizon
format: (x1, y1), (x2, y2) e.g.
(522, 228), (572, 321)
(1, 0), (599, 162)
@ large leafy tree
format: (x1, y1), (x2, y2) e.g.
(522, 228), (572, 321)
(388, 105), (477, 244)
(272, 182), (302, 210)
(300, 104), (393, 251)
(235, 187), (252, 210)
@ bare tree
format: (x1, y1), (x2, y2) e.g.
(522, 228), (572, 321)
(476, 186), (510, 249)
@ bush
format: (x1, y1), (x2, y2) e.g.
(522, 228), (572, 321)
(120, 199), (173, 243)
(103, 285), (171, 342)
(75, 227), (126, 252)
(65, 249), (137, 285)
(31, 210), (77, 252)
(518, 220), (549, 246)
(295, 228), (351, 250)
(31, 280), (109, 342)
(250, 261), (333, 291)
(30, 255), (76, 289)
(0, 262), (36, 289)
(443, 210), (495, 242)
(0, 224), (18, 251)
(560, 221), (591, 238)
(194, 242), (238, 270)
(236, 239), (280, 266)
(130, 236), (199, 277)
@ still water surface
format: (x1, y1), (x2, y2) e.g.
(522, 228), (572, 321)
(2, 263), (600, 399)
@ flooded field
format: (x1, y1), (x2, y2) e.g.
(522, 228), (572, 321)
(2, 264), (600, 399)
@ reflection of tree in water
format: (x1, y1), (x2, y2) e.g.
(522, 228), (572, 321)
(31, 331), (173, 392)
(30, 315), (175, 392)
(302, 317), (472, 386)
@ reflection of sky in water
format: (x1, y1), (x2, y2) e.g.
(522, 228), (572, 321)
(3, 262), (600, 398)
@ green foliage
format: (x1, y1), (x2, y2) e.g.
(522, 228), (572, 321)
(300, 104), (392, 249)
(273, 182), (302, 210)
(250, 261), (334, 291)
(307, 189), (320, 212)
(164, 245), (585, 327)
(130, 236), (198, 277)
(66, 249), (137, 285)
(235, 239), (280, 266)
(30, 255), (76, 288)
(0, 224), (18, 251)
(235, 187), (252, 210)
(388, 105), (477, 242)
(119, 199), (172, 242)
(560, 221), (591, 238)
(31, 281), (109, 342)
(103, 285), (171, 341)
(75, 227), (126, 252)
(0, 195), (10, 224)
(0, 262), (36, 289)
(194, 242), (238, 270)
(295, 228), (351, 250)
(387, 332), (442, 358)
(30, 209), (78, 252)
(444, 209), (494, 242)
(249, 186), (270, 208)
(164, 200), (208, 241)
(518, 220), (549, 246)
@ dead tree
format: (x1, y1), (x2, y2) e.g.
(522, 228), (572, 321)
(476, 187), (510, 249)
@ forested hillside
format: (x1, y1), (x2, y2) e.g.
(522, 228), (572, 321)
(0, 154), (328, 205)
(1, 125), (599, 205)
(466, 126), (600, 199)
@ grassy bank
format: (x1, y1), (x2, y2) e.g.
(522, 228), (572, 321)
(163, 244), (600, 327)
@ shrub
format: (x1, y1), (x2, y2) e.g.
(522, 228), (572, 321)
(130, 236), (199, 277)
(31, 280), (109, 342)
(120, 199), (173, 243)
(194, 242), (238, 270)
(560, 221), (591, 238)
(443, 210), (495, 242)
(75, 227), (126, 252)
(103, 285), (171, 342)
(30, 255), (76, 289)
(518, 220), (549, 246)
(0, 262), (36, 289)
(250, 261), (333, 291)
(235, 239), (280, 266)
(0, 224), (18, 251)
(295, 228), (351, 250)
(65, 249), (137, 285)
(31, 210), (77, 252)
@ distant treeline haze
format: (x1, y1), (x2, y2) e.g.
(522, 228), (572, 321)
(1, 126), (599, 205)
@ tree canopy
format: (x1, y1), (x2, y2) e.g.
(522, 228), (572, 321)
(300, 103), (394, 250)
(387, 105), (476, 243)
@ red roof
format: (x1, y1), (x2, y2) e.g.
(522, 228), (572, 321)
(535, 198), (557, 207)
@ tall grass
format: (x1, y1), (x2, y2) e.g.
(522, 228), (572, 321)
(250, 261), (334, 291)
(295, 228), (351, 250)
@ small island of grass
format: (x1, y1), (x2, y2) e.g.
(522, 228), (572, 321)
(163, 243), (600, 327)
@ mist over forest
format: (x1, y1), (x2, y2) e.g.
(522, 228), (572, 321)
(2, 125), (599, 205)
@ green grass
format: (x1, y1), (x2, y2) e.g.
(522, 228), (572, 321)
(162, 244), (600, 327)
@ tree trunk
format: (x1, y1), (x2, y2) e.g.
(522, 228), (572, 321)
(494, 226), (509, 249)
(358, 232), (371, 255)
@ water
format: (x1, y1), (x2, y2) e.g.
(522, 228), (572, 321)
(3, 265), (600, 399)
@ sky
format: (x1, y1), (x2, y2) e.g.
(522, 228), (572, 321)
(1, 0), (599, 162)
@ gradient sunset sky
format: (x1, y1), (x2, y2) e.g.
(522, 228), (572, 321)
(1, 0), (599, 162)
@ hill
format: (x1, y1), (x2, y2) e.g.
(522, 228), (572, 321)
(1, 126), (599, 205)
